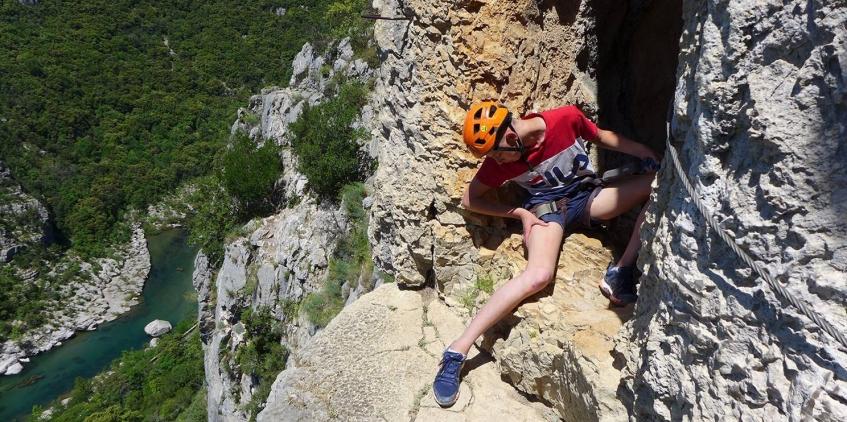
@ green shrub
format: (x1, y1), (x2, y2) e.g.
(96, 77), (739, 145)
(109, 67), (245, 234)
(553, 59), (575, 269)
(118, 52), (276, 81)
(460, 287), (479, 313)
(475, 273), (495, 295)
(220, 134), (280, 215)
(185, 176), (238, 265)
(0, 266), (46, 341)
(235, 307), (289, 421)
(241, 112), (260, 126)
(289, 82), (372, 200)
(303, 183), (372, 327)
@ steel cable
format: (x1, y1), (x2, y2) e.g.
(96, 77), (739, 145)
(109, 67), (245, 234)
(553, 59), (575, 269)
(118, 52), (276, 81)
(663, 127), (847, 350)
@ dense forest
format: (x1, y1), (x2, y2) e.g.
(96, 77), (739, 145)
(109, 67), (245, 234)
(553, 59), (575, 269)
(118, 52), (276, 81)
(0, 0), (372, 337)
(0, 0), (369, 257)
(0, 0), (375, 419)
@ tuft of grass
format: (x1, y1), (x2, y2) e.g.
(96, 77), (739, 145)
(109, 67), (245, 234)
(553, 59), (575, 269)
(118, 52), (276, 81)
(460, 286), (479, 313)
(241, 112), (260, 126)
(243, 263), (259, 296)
(475, 273), (495, 295)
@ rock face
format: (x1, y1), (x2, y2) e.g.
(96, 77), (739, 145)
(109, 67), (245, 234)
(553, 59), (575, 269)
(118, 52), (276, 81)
(481, 234), (629, 421)
(0, 161), (50, 263)
(367, 0), (606, 291)
(258, 283), (557, 421)
(202, 208), (345, 421)
(617, 1), (847, 420)
(144, 320), (172, 337)
(363, 0), (670, 419)
(0, 224), (151, 375)
(209, 0), (845, 420)
(200, 39), (373, 421)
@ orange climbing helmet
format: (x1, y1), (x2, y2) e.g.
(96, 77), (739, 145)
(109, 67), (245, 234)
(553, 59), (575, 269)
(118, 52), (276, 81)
(463, 100), (511, 157)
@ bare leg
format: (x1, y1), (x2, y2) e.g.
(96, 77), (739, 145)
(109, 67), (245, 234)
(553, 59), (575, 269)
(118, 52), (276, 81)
(589, 173), (654, 267)
(449, 222), (564, 355)
(617, 206), (647, 267)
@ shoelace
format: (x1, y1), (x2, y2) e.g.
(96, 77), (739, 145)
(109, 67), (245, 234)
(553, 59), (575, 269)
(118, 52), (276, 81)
(435, 354), (462, 384)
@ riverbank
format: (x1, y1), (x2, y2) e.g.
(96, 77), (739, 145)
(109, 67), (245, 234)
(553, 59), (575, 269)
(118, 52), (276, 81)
(0, 229), (198, 420)
(0, 224), (151, 376)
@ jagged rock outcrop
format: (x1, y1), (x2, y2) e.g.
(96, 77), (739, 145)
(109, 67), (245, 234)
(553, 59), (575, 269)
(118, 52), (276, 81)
(364, 0), (661, 419)
(200, 39), (373, 421)
(258, 283), (558, 421)
(368, 0), (605, 291)
(0, 161), (50, 263)
(480, 234), (629, 421)
(0, 225), (151, 375)
(217, 0), (845, 420)
(617, 1), (847, 420)
(203, 208), (346, 421)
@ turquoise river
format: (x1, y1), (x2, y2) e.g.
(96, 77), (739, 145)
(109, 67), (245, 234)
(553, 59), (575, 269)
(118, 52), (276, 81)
(0, 230), (198, 420)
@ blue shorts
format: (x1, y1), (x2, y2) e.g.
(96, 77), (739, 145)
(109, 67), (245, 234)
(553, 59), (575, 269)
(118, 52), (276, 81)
(535, 187), (603, 230)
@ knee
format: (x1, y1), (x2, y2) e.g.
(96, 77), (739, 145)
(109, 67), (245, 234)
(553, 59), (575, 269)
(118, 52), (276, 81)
(522, 268), (555, 293)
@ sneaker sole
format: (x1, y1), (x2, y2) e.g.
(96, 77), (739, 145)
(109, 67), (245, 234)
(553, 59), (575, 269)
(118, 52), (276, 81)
(598, 281), (626, 307)
(433, 389), (460, 407)
(597, 280), (626, 306)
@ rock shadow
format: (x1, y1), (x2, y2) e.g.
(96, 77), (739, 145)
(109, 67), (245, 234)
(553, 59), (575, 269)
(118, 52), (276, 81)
(701, 266), (847, 380)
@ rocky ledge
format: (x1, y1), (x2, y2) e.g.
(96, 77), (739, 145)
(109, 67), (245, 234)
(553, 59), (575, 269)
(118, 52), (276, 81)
(0, 225), (151, 375)
(479, 233), (630, 421)
(258, 283), (559, 421)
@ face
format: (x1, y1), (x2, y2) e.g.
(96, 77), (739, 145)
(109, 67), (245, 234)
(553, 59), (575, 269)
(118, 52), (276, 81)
(486, 126), (522, 164)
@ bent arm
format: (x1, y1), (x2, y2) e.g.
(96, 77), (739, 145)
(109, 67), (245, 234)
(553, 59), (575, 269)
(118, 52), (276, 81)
(462, 177), (531, 219)
(591, 129), (659, 161)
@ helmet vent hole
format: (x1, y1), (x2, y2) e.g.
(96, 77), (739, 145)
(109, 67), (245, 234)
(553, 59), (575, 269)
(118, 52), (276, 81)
(475, 139), (486, 145)
(473, 123), (480, 133)
(489, 105), (497, 115)
(488, 125), (497, 135)
(474, 109), (482, 119)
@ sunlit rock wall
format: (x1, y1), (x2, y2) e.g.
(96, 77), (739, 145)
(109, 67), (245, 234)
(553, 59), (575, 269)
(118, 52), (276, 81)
(618, 1), (847, 420)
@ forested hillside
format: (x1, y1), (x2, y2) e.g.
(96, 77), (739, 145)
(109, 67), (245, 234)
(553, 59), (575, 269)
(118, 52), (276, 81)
(0, 0), (367, 257)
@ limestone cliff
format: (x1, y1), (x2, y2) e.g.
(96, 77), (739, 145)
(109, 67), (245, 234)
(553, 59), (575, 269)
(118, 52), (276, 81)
(204, 0), (846, 420)
(0, 225), (150, 375)
(198, 39), (374, 421)
(0, 163), (151, 377)
(617, 1), (847, 420)
(363, 0), (674, 419)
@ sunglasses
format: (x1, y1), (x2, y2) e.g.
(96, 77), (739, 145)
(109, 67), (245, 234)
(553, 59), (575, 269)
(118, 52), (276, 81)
(490, 113), (522, 154)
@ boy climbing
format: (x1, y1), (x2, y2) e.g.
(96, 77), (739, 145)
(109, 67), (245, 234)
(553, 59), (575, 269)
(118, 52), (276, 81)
(433, 100), (659, 407)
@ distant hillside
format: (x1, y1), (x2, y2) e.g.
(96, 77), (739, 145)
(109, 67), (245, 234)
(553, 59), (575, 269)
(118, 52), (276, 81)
(0, 0), (361, 257)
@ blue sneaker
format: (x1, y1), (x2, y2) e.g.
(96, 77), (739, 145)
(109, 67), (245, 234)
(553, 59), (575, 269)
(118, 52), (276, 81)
(433, 349), (465, 407)
(599, 265), (638, 306)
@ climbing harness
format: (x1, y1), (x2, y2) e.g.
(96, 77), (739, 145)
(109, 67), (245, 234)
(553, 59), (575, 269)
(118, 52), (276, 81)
(664, 122), (847, 350)
(529, 157), (660, 219)
(530, 196), (570, 218)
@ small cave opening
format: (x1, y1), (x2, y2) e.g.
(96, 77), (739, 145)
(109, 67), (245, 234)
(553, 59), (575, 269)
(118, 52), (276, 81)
(593, 0), (684, 170)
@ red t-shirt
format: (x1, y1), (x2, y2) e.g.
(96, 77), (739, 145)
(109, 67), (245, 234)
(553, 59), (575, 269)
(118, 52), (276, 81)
(475, 105), (599, 207)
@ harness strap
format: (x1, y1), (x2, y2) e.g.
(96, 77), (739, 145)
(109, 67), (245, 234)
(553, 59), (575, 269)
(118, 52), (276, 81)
(530, 196), (569, 218)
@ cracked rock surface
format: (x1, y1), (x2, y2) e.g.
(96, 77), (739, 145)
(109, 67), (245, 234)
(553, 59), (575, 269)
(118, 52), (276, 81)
(258, 283), (557, 421)
(617, 1), (847, 420)
(481, 233), (628, 421)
